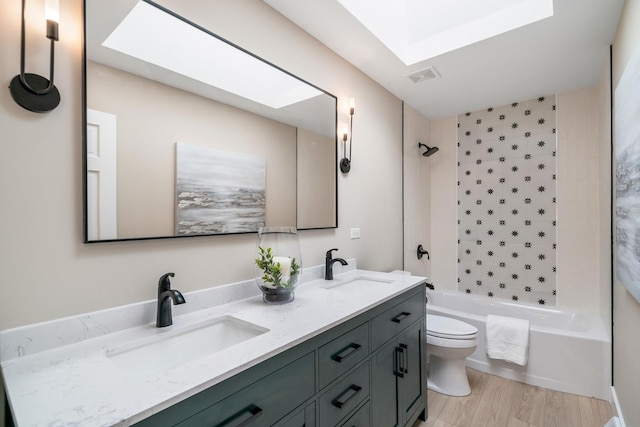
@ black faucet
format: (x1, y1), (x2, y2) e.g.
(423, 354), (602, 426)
(156, 272), (186, 327)
(325, 248), (348, 280)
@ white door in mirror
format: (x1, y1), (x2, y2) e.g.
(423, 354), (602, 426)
(86, 109), (117, 240)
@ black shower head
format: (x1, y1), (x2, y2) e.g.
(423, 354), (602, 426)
(418, 142), (439, 157)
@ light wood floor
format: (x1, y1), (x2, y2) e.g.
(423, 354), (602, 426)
(414, 368), (613, 427)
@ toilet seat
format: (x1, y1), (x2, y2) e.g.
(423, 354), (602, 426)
(427, 314), (477, 340)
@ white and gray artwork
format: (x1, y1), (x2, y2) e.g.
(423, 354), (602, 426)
(615, 41), (640, 304)
(176, 143), (266, 235)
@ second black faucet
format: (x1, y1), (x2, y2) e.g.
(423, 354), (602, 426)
(325, 248), (348, 280)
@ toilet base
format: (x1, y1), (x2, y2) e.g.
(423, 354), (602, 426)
(427, 355), (471, 397)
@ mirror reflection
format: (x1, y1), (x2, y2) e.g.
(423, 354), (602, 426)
(84, 0), (337, 242)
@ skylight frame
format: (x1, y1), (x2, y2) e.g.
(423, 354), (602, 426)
(102, 0), (323, 109)
(337, 0), (554, 65)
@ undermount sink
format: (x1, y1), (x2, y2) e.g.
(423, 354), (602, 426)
(107, 316), (268, 379)
(323, 276), (394, 293)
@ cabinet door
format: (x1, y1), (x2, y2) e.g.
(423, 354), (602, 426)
(397, 320), (424, 426)
(370, 339), (400, 427)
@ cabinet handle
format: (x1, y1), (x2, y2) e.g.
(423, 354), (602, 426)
(394, 346), (404, 378)
(216, 404), (263, 427)
(331, 384), (362, 409)
(332, 343), (362, 363)
(391, 311), (411, 323)
(400, 343), (409, 374)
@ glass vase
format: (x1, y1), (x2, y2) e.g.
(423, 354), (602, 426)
(254, 226), (302, 304)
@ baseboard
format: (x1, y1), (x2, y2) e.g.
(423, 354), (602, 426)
(610, 386), (626, 427)
(465, 358), (610, 400)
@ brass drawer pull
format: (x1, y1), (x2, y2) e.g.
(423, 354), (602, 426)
(216, 404), (263, 427)
(331, 384), (362, 409)
(332, 343), (362, 363)
(391, 311), (411, 323)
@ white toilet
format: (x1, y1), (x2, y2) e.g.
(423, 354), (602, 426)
(426, 314), (478, 396)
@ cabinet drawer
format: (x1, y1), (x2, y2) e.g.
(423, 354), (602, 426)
(318, 322), (369, 389)
(339, 401), (369, 427)
(318, 362), (370, 427)
(275, 402), (315, 427)
(177, 352), (315, 427)
(371, 291), (424, 351)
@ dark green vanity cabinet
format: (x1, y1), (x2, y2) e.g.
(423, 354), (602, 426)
(370, 293), (426, 427)
(371, 321), (424, 427)
(134, 285), (426, 427)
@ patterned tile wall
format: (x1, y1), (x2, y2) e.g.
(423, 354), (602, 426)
(457, 96), (557, 305)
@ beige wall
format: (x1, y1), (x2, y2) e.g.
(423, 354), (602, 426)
(297, 128), (336, 229)
(402, 103), (431, 276)
(597, 61), (613, 334)
(0, 1), (406, 347)
(428, 117), (459, 290)
(556, 82), (611, 321)
(612, 1), (640, 425)
(88, 62), (297, 238)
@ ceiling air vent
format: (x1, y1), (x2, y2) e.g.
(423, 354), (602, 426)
(407, 65), (440, 83)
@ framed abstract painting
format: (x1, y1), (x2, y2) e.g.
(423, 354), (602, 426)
(176, 143), (266, 235)
(615, 41), (640, 303)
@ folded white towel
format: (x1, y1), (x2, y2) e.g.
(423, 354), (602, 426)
(486, 314), (529, 366)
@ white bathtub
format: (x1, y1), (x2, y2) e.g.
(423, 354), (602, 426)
(426, 290), (611, 400)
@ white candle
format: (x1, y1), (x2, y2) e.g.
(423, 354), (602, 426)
(273, 256), (292, 284)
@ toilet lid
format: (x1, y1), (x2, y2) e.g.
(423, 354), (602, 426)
(427, 314), (477, 339)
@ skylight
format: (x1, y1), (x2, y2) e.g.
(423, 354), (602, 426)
(103, 1), (322, 109)
(336, 0), (554, 65)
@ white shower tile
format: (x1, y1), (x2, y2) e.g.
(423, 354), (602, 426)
(477, 265), (501, 289)
(458, 112), (476, 129)
(459, 144), (478, 164)
(478, 243), (503, 266)
(478, 136), (504, 160)
(458, 95), (556, 305)
(531, 221), (556, 246)
(458, 214), (476, 231)
(458, 240), (477, 260)
(503, 196), (527, 220)
(533, 195), (557, 218)
(501, 117), (527, 137)
(502, 136), (527, 159)
(529, 290), (556, 306)
(527, 134), (557, 157)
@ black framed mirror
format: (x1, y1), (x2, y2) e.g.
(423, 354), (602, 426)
(83, 0), (337, 242)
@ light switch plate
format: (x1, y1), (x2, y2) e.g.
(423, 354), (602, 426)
(350, 228), (361, 239)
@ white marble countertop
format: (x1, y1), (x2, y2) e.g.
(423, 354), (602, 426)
(0, 263), (425, 427)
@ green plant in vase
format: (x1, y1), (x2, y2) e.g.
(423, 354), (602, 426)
(255, 246), (300, 290)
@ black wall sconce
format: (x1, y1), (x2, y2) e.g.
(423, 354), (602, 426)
(9, 0), (61, 113)
(340, 98), (355, 173)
